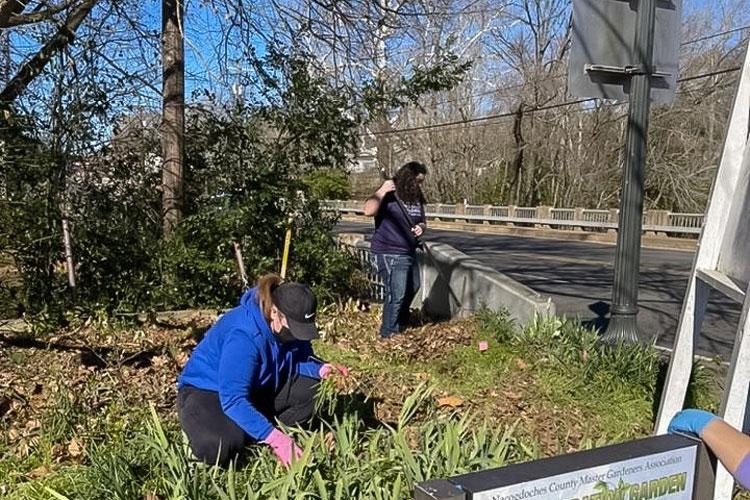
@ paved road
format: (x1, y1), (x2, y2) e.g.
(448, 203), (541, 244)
(337, 221), (740, 360)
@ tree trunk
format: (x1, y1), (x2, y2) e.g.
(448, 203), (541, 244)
(161, 0), (184, 236)
(509, 103), (525, 204)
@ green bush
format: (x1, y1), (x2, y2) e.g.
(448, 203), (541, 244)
(1, 52), (365, 317)
(302, 169), (351, 200)
(1, 42), (472, 321)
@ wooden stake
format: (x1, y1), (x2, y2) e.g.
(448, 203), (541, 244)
(232, 241), (248, 289)
(61, 217), (75, 290)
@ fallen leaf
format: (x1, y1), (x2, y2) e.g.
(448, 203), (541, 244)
(515, 358), (529, 370)
(323, 432), (335, 452)
(436, 395), (465, 408)
(152, 355), (170, 368)
(26, 464), (53, 479)
(25, 419), (41, 431)
(67, 438), (83, 458)
(174, 351), (190, 368)
(502, 390), (522, 400)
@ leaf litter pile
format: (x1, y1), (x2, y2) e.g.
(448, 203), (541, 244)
(317, 303), (600, 453)
(0, 303), (659, 492)
(0, 312), (214, 472)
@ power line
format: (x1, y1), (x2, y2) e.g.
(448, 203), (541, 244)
(424, 24), (750, 108)
(372, 65), (743, 136)
(353, 20), (748, 71)
(682, 24), (750, 46)
(372, 98), (596, 136)
(677, 65), (742, 83)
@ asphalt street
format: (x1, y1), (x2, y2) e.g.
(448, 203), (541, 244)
(337, 221), (740, 360)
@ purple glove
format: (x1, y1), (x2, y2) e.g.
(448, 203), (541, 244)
(319, 363), (349, 379)
(668, 409), (718, 438)
(263, 428), (302, 467)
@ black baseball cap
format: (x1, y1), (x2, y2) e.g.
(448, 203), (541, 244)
(271, 282), (319, 341)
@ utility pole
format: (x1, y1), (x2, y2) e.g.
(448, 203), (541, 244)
(602, 0), (657, 344)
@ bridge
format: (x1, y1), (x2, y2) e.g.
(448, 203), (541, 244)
(335, 219), (739, 361)
(326, 200), (704, 239)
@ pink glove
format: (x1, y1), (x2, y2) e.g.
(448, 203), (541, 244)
(319, 363), (349, 379)
(263, 428), (303, 467)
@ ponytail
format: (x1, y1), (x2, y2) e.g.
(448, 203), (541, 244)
(256, 273), (282, 321)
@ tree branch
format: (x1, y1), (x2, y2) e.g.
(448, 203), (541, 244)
(0, 0), (97, 105)
(2, 0), (80, 27)
(0, 0), (30, 27)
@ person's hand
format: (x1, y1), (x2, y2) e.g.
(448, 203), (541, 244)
(668, 409), (718, 438)
(411, 224), (424, 237)
(376, 180), (396, 199)
(263, 428), (303, 467)
(319, 363), (350, 379)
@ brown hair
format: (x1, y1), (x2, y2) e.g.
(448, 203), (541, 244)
(256, 273), (283, 320)
(394, 161), (427, 204)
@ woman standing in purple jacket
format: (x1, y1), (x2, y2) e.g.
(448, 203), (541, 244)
(363, 161), (427, 339)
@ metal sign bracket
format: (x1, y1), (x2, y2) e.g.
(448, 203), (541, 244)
(584, 63), (672, 78)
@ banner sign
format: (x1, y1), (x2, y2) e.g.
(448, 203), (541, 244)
(415, 435), (715, 500)
(472, 447), (694, 500)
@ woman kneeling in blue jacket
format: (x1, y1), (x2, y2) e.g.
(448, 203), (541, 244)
(177, 274), (348, 467)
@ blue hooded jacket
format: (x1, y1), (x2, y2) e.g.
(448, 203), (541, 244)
(177, 287), (324, 440)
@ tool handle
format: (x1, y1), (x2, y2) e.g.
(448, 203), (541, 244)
(392, 191), (424, 247)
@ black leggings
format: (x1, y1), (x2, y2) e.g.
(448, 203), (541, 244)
(176, 374), (318, 466)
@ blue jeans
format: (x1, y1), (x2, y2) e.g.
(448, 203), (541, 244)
(374, 253), (420, 338)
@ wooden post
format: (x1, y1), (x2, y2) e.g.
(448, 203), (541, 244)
(61, 216), (76, 291)
(233, 241), (248, 289)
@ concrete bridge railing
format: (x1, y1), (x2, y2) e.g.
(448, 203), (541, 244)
(337, 233), (555, 324)
(324, 200), (704, 238)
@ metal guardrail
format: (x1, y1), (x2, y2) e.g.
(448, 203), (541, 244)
(324, 200), (704, 237)
(339, 239), (385, 302)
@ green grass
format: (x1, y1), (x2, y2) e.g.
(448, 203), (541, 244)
(6, 386), (533, 500)
(0, 307), (723, 499)
(316, 309), (695, 446)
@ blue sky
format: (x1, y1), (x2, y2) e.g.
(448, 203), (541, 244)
(8, 0), (747, 117)
(171, 0), (747, 99)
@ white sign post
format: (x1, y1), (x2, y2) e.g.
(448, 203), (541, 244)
(655, 40), (750, 500)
